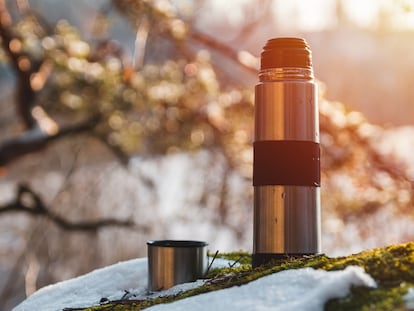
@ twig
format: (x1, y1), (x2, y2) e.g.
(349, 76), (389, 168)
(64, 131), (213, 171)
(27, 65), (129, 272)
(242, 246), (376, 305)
(206, 250), (219, 275)
(229, 256), (241, 268)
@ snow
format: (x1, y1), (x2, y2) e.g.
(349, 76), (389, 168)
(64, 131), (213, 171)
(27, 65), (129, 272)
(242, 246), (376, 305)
(147, 266), (376, 311)
(13, 257), (376, 311)
(12, 257), (234, 311)
(404, 287), (414, 310)
(13, 258), (148, 311)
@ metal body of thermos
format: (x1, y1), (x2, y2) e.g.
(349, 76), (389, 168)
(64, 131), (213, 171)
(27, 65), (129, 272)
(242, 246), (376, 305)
(253, 37), (321, 267)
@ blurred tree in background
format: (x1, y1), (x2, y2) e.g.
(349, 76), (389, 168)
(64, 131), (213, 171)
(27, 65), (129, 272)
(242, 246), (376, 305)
(0, 0), (413, 309)
(0, 0), (254, 167)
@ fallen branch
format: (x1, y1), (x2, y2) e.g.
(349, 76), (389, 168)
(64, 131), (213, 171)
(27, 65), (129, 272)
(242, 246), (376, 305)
(0, 183), (135, 232)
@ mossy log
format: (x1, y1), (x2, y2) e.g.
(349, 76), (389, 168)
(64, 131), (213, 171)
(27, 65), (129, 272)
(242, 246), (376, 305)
(65, 242), (414, 311)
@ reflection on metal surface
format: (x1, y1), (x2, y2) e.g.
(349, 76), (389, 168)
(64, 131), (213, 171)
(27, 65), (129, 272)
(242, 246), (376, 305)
(147, 240), (207, 291)
(254, 185), (321, 254)
(255, 82), (318, 141)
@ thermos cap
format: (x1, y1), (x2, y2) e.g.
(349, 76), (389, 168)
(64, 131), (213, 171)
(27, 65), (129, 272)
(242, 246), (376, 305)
(261, 37), (312, 70)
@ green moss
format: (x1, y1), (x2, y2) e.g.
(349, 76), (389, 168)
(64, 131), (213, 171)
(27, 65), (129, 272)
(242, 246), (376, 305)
(210, 250), (252, 265)
(65, 242), (414, 311)
(325, 283), (410, 311)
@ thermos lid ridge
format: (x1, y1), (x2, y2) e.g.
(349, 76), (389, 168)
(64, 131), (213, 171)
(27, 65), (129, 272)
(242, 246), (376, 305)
(261, 37), (312, 70)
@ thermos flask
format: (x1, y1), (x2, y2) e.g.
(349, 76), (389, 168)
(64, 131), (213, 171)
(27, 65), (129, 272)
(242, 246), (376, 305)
(253, 37), (321, 267)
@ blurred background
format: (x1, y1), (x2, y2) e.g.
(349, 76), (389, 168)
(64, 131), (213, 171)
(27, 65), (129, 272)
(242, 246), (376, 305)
(1, 0), (414, 309)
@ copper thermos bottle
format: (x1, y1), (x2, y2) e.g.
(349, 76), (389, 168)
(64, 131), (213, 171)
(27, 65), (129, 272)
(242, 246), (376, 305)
(253, 37), (321, 267)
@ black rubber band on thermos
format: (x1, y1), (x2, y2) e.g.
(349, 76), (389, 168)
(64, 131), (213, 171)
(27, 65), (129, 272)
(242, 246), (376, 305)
(253, 140), (320, 187)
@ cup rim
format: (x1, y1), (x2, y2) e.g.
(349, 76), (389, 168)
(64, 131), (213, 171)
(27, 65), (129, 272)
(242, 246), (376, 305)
(147, 240), (208, 248)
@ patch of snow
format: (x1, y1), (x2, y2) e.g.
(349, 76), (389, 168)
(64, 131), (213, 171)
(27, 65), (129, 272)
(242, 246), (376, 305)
(12, 257), (235, 311)
(13, 256), (376, 311)
(148, 266), (376, 311)
(404, 287), (414, 310)
(13, 258), (147, 311)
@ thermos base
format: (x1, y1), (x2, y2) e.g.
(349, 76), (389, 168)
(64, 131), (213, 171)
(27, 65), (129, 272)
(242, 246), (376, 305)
(252, 252), (318, 268)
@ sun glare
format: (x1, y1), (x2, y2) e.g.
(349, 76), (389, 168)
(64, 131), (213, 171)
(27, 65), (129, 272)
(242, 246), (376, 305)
(342, 0), (380, 28)
(280, 0), (407, 31)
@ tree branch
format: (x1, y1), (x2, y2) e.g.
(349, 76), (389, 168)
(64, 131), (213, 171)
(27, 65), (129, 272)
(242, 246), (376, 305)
(189, 31), (258, 74)
(0, 115), (101, 167)
(92, 132), (130, 166)
(0, 0), (42, 129)
(0, 183), (136, 232)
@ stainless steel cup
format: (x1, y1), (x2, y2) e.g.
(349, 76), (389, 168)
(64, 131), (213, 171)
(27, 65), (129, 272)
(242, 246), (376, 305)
(147, 240), (208, 291)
